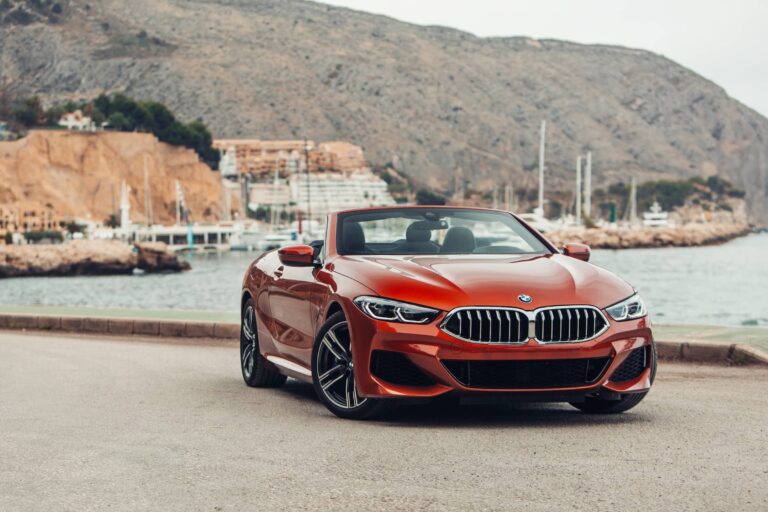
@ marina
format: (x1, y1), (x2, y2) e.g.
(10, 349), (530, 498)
(1, 233), (766, 328)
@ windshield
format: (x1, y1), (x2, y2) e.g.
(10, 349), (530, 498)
(336, 208), (551, 256)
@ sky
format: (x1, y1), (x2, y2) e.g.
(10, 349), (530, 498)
(321, 0), (768, 117)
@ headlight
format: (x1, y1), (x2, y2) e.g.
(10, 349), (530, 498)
(353, 296), (440, 324)
(605, 293), (647, 321)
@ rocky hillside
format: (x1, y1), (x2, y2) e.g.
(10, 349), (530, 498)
(1, 0), (767, 224)
(0, 131), (222, 224)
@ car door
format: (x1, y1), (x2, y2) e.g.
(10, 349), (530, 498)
(267, 260), (319, 363)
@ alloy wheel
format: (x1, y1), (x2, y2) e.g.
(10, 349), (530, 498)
(315, 321), (366, 409)
(241, 305), (257, 380)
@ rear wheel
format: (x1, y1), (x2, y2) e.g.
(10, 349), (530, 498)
(240, 298), (286, 388)
(571, 342), (657, 414)
(312, 312), (388, 420)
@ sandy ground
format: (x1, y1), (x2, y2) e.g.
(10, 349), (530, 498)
(0, 331), (766, 511)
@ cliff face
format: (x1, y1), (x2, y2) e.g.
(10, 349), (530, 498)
(0, 130), (222, 224)
(2, 0), (768, 224)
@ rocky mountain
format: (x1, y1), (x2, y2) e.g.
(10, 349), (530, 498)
(0, 131), (222, 224)
(1, 0), (767, 223)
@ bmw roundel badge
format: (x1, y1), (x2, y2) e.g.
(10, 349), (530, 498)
(518, 294), (533, 304)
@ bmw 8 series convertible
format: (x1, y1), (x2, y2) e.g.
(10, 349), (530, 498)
(240, 206), (655, 419)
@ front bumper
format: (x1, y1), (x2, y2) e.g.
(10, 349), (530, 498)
(346, 303), (654, 400)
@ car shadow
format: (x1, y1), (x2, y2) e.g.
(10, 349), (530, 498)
(275, 379), (652, 428)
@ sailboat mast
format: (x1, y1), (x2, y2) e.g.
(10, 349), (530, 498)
(629, 176), (638, 226)
(304, 139), (311, 229)
(143, 154), (153, 226)
(175, 179), (181, 226)
(538, 120), (546, 214)
(120, 180), (131, 234)
(584, 151), (592, 219)
(576, 156), (582, 226)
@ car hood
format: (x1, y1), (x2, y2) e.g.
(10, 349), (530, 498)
(333, 253), (634, 312)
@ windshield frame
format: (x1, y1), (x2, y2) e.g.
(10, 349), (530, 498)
(334, 207), (556, 257)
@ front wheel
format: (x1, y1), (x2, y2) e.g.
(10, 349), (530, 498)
(570, 390), (649, 414)
(311, 312), (389, 420)
(570, 342), (657, 414)
(240, 298), (286, 388)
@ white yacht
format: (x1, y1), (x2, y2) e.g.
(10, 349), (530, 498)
(642, 201), (672, 228)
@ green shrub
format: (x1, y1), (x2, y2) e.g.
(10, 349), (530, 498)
(24, 230), (63, 244)
(416, 189), (447, 205)
(13, 92), (220, 169)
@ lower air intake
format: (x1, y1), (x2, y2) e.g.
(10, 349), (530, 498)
(610, 346), (649, 382)
(370, 350), (435, 387)
(442, 357), (611, 389)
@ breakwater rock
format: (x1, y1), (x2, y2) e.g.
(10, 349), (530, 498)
(0, 241), (190, 278)
(546, 223), (752, 249)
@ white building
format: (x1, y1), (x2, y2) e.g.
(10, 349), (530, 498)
(218, 146), (239, 179)
(59, 110), (96, 131)
(247, 169), (395, 218)
(289, 169), (396, 218)
(0, 121), (11, 141)
(248, 181), (293, 208)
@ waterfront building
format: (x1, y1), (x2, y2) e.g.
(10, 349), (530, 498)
(247, 170), (395, 218)
(248, 181), (292, 209)
(212, 139), (367, 177)
(215, 137), (395, 220)
(213, 139), (310, 176)
(289, 169), (395, 218)
(0, 203), (61, 238)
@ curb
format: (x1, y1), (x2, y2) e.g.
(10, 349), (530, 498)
(1, 314), (766, 366)
(654, 340), (767, 366)
(0, 314), (239, 341)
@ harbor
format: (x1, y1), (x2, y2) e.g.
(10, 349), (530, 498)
(2, 233), (766, 328)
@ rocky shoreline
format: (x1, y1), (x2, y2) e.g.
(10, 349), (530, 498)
(546, 223), (752, 250)
(0, 241), (190, 278)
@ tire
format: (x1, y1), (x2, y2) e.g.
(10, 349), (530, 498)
(311, 311), (389, 420)
(570, 342), (657, 414)
(240, 298), (287, 388)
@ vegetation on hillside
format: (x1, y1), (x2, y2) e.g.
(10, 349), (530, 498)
(1, 92), (220, 169)
(373, 164), (443, 205)
(594, 176), (745, 218)
(0, 0), (67, 26)
(93, 30), (176, 60)
(371, 167), (745, 220)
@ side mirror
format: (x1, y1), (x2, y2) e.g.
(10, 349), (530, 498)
(278, 245), (316, 266)
(563, 243), (591, 262)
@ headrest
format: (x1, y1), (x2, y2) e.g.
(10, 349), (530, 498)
(441, 226), (476, 254)
(342, 222), (366, 252)
(406, 223), (432, 243)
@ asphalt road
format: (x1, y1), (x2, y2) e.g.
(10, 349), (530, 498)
(1, 331), (766, 511)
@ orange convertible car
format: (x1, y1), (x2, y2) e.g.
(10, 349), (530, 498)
(240, 207), (655, 419)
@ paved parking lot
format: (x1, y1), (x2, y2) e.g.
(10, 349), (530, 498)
(1, 331), (766, 511)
